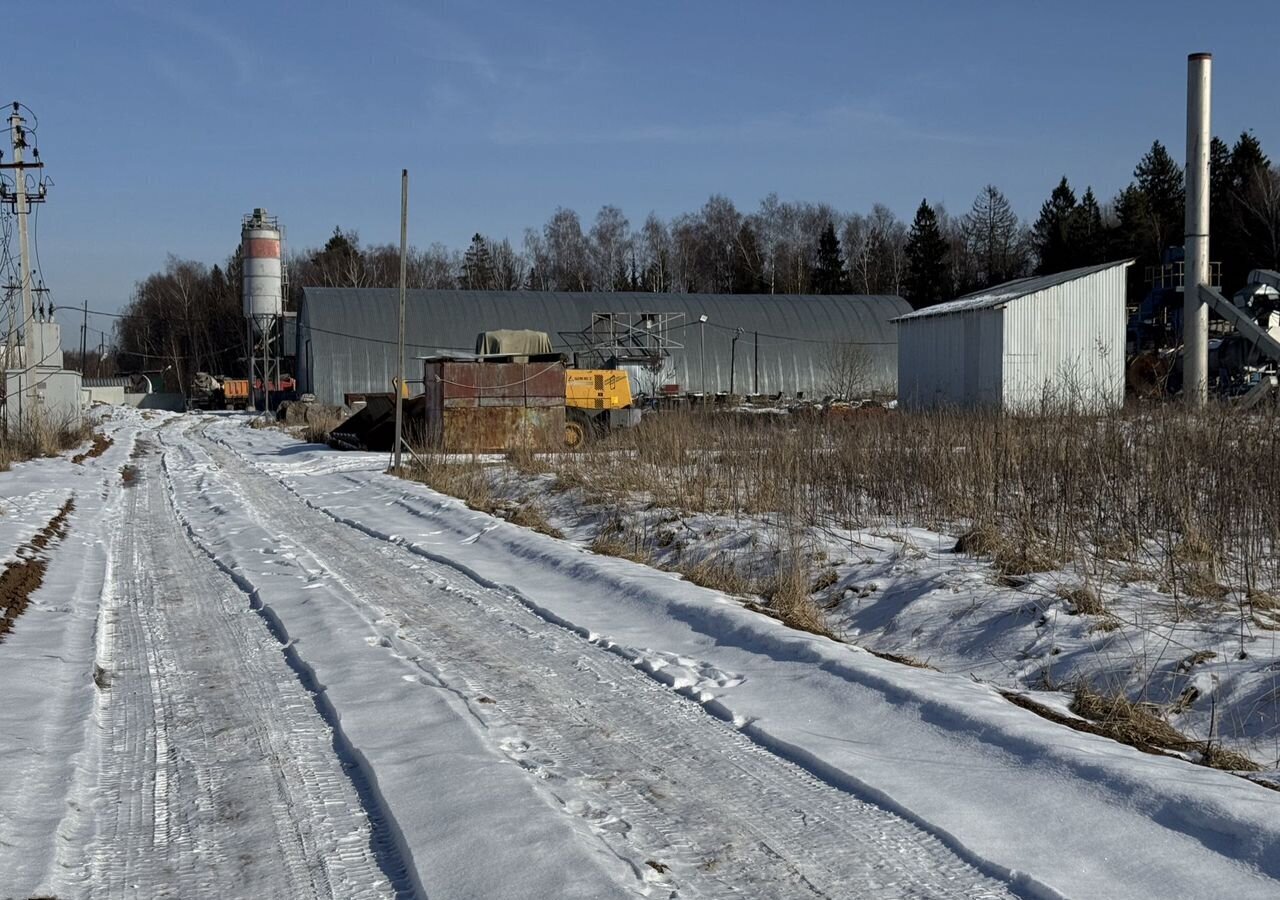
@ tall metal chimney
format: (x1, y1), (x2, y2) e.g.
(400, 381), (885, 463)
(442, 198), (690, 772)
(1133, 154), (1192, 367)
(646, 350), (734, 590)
(1184, 52), (1212, 404)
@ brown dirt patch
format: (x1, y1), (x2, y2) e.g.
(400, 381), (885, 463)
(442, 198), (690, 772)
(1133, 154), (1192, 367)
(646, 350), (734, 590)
(0, 499), (75, 643)
(121, 465), (139, 486)
(72, 432), (113, 464)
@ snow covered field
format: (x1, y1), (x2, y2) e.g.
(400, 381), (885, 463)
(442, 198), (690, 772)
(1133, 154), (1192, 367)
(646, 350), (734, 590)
(1, 407), (1279, 898)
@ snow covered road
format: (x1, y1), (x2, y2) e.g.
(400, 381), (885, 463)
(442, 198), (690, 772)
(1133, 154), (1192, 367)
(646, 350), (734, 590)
(4, 408), (1280, 899)
(51, 429), (396, 898)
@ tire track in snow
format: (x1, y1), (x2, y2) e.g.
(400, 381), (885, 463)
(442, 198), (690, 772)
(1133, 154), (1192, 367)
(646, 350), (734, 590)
(61, 437), (394, 899)
(188, 424), (1019, 899)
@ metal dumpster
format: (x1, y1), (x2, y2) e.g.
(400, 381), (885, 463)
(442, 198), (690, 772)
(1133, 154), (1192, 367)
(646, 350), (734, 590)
(423, 357), (565, 452)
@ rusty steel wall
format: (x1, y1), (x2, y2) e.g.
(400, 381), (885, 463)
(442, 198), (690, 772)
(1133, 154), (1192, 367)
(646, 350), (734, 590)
(433, 406), (566, 453)
(423, 360), (566, 451)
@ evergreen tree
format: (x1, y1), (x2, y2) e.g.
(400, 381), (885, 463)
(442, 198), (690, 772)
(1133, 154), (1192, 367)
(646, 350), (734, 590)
(811, 222), (850, 293)
(904, 199), (951, 308)
(1131, 140), (1185, 258)
(1069, 188), (1107, 266)
(962, 185), (1025, 288)
(1209, 136), (1237, 288)
(310, 227), (365, 286)
(1031, 176), (1078, 274)
(1228, 132), (1279, 283)
(461, 233), (495, 289)
(1228, 131), (1270, 184)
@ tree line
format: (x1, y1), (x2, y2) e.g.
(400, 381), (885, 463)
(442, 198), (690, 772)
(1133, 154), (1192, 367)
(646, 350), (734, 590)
(114, 131), (1278, 383)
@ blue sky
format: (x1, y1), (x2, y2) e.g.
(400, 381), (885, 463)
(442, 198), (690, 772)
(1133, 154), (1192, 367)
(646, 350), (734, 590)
(10, 0), (1278, 330)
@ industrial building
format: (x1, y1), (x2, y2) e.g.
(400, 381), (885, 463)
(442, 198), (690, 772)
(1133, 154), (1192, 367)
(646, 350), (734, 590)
(894, 260), (1133, 412)
(296, 289), (909, 405)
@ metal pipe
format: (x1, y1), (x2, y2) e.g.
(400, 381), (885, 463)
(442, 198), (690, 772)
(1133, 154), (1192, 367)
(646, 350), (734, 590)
(1184, 52), (1212, 404)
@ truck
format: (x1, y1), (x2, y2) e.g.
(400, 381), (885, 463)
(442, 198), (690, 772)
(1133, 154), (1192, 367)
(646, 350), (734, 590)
(222, 378), (250, 409)
(187, 373), (252, 411)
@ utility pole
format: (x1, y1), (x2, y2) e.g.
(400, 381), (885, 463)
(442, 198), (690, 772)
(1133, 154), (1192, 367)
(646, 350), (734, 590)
(2, 104), (48, 421)
(698, 314), (708, 396)
(730, 327), (744, 396)
(753, 330), (759, 395)
(11, 109), (34, 364)
(80, 301), (87, 374)
(393, 169), (408, 472)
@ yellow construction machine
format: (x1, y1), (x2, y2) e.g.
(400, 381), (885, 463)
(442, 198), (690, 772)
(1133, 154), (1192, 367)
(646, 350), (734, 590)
(564, 368), (637, 449)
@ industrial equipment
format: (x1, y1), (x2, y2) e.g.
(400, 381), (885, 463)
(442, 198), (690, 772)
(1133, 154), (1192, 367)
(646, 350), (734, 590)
(242, 208), (287, 411)
(188, 372), (226, 411)
(187, 373), (256, 410)
(564, 369), (638, 449)
(474, 330), (640, 449)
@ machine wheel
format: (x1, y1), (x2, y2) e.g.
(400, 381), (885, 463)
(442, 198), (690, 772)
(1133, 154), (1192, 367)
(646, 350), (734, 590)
(564, 419), (587, 450)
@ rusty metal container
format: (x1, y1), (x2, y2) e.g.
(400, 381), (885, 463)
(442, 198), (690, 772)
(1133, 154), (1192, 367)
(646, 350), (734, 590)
(423, 359), (565, 452)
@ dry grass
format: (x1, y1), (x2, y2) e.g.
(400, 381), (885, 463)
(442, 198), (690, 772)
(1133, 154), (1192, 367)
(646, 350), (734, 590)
(677, 554), (754, 595)
(1058, 584), (1107, 617)
(1248, 589), (1279, 612)
(757, 549), (835, 638)
(534, 404), (1280, 608)
(589, 518), (655, 564)
(399, 457), (494, 512)
(1070, 683), (1190, 753)
(503, 502), (563, 539)
(1200, 744), (1262, 772)
(953, 525), (1002, 557)
(303, 408), (347, 444)
(0, 416), (92, 471)
(1067, 682), (1259, 770)
(870, 650), (936, 669)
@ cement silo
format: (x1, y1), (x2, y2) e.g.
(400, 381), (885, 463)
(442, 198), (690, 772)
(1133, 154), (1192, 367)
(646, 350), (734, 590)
(241, 208), (286, 410)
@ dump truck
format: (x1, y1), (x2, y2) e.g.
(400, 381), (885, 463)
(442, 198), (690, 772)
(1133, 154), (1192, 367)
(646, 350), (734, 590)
(222, 378), (250, 409)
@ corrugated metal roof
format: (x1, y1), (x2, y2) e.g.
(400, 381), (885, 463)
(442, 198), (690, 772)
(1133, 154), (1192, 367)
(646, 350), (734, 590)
(297, 289), (910, 405)
(894, 260), (1135, 322)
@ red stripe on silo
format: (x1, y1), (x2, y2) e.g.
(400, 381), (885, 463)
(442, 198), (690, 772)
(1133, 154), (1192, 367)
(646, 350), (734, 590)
(244, 238), (280, 258)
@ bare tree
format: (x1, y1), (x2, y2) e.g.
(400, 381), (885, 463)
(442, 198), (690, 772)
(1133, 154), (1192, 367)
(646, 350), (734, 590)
(410, 242), (460, 289)
(589, 205), (632, 291)
(637, 213), (672, 292)
(523, 228), (552, 290)
(489, 237), (528, 290)
(543, 207), (592, 291)
(821, 343), (875, 399)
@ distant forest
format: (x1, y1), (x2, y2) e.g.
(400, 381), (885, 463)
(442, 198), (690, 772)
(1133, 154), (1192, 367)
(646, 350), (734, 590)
(113, 134), (1279, 384)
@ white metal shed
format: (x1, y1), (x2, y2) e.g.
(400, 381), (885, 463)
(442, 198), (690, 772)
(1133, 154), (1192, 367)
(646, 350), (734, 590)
(894, 260), (1133, 412)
